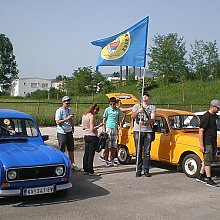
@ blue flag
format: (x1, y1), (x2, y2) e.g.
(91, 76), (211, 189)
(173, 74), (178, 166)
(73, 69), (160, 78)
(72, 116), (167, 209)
(91, 17), (149, 71)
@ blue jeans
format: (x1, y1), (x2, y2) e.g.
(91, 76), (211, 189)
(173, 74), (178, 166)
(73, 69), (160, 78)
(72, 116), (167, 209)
(134, 131), (152, 174)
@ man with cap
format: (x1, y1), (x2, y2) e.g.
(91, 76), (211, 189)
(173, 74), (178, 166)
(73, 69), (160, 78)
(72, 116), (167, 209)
(196, 99), (220, 187)
(55, 96), (80, 171)
(131, 90), (156, 177)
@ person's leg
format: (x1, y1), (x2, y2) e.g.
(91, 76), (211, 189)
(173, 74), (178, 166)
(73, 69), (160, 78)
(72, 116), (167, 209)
(87, 136), (99, 174)
(66, 132), (80, 170)
(83, 136), (90, 172)
(134, 131), (143, 176)
(57, 133), (66, 153)
(143, 132), (152, 176)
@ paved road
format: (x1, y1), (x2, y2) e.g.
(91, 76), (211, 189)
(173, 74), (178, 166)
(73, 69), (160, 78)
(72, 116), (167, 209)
(39, 126), (85, 148)
(1, 150), (220, 220)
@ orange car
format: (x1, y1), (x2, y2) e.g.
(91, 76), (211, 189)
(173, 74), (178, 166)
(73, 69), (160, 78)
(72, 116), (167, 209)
(118, 108), (220, 178)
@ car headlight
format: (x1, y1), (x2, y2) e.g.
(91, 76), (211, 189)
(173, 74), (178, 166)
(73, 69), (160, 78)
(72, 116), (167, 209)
(7, 170), (17, 180)
(55, 166), (64, 176)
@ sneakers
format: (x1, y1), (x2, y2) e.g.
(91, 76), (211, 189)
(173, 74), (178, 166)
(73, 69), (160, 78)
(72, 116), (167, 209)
(71, 163), (81, 171)
(144, 172), (151, 177)
(105, 160), (117, 167)
(136, 173), (141, 177)
(196, 175), (206, 184)
(110, 161), (118, 167)
(105, 160), (111, 167)
(206, 178), (219, 187)
(99, 156), (106, 162)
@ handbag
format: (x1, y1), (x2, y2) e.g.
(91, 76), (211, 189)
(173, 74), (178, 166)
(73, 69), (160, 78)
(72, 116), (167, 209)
(96, 133), (108, 153)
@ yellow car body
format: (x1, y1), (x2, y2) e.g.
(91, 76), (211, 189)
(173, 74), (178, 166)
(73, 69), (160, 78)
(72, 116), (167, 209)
(118, 108), (220, 177)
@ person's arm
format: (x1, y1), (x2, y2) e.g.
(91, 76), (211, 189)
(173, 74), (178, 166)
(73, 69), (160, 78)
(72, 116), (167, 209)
(199, 128), (205, 153)
(55, 111), (74, 125)
(102, 117), (107, 133)
(89, 114), (103, 132)
(144, 113), (156, 126)
(131, 105), (142, 119)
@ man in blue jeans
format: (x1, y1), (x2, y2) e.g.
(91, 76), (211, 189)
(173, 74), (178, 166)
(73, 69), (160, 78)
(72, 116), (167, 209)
(132, 90), (156, 177)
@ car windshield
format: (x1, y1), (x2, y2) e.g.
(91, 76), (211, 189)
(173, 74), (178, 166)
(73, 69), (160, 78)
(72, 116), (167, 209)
(168, 115), (199, 129)
(0, 118), (38, 138)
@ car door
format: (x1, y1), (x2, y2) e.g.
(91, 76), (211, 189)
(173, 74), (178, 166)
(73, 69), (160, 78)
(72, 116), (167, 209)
(151, 116), (171, 162)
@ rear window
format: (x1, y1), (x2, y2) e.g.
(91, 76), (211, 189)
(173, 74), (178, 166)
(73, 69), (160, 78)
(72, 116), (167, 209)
(169, 115), (199, 129)
(0, 118), (38, 138)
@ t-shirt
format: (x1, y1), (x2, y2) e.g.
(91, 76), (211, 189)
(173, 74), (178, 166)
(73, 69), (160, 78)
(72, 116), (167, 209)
(132, 103), (156, 132)
(103, 106), (123, 129)
(55, 107), (73, 134)
(200, 111), (218, 145)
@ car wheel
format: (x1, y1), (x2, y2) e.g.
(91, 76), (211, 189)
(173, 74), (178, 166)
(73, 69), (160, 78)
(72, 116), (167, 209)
(117, 145), (131, 165)
(182, 154), (201, 178)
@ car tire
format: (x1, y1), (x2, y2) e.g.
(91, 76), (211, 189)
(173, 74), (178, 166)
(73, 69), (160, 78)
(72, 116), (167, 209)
(182, 154), (202, 178)
(117, 145), (131, 165)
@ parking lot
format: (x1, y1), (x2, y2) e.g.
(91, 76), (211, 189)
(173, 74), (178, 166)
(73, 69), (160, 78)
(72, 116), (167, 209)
(1, 149), (220, 220)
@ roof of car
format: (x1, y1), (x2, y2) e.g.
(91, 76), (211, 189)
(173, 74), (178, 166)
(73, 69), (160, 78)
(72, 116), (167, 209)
(194, 111), (220, 116)
(126, 108), (196, 116)
(0, 108), (32, 119)
(106, 93), (140, 105)
(157, 108), (195, 116)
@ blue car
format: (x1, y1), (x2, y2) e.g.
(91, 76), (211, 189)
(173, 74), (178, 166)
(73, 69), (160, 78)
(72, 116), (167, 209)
(0, 109), (72, 197)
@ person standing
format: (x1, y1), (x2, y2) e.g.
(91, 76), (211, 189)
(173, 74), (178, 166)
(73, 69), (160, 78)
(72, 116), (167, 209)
(196, 99), (220, 187)
(103, 97), (123, 166)
(55, 96), (80, 171)
(82, 103), (103, 176)
(132, 90), (156, 177)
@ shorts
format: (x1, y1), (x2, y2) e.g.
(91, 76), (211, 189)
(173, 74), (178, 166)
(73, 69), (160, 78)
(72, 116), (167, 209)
(57, 132), (74, 152)
(106, 128), (118, 149)
(203, 145), (217, 166)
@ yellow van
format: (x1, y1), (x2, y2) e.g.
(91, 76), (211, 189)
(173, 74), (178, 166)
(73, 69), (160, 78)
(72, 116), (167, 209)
(106, 93), (220, 178)
(118, 108), (220, 178)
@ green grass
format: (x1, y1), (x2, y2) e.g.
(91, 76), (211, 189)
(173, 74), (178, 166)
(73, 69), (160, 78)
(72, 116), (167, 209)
(0, 79), (219, 126)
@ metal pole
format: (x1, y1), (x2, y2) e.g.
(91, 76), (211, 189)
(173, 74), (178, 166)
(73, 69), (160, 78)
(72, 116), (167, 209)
(135, 67), (145, 175)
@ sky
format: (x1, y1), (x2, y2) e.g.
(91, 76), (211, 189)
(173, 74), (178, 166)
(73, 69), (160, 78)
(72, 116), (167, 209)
(0, 0), (220, 79)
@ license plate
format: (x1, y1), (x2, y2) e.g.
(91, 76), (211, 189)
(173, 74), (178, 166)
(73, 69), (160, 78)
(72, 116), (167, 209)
(23, 185), (54, 196)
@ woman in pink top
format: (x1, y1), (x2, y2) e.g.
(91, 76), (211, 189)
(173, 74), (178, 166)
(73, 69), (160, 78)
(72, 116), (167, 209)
(82, 103), (103, 176)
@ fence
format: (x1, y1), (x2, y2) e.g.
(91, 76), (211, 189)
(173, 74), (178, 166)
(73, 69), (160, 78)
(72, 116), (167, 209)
(0, 101), (208, 126)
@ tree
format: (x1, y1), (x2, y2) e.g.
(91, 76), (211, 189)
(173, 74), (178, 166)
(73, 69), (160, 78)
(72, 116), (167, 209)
(189, 40), (219, 80)
(0, 34), (19, 90)
(148, 33), (189, 84)
(66, 66), (108, 96)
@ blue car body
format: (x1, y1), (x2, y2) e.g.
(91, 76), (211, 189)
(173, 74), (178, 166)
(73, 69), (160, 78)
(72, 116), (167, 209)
(0, 109), (72, 197)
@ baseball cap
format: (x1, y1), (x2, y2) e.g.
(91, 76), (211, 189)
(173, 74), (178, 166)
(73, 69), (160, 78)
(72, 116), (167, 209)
(210, 99), (220, 109)
(62, 96), (71, 102)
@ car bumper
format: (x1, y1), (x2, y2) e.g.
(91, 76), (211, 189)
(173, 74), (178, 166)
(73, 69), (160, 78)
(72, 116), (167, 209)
(0, 182), (72, 197)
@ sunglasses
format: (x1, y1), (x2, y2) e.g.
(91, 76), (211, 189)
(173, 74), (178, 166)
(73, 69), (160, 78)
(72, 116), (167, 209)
(110, 103), (116, 106)
(65, 102), (71, 105)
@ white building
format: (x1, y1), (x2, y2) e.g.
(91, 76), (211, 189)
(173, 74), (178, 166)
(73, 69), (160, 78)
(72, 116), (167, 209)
(11, 78), (52, 97)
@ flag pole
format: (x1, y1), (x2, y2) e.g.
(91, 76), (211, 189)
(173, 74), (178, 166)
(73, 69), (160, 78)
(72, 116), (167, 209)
(135, 67), (145, 176)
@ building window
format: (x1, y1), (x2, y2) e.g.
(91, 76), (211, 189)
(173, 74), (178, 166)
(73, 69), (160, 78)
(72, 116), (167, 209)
(31, 83), (38, 88)
(42, 83), (48, 88)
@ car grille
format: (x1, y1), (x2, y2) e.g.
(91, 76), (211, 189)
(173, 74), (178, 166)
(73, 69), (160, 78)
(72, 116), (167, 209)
(6, 164), (66, 182)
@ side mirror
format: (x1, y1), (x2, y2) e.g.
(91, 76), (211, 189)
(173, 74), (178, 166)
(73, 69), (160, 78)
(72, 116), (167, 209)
(42, 135), (49, 141)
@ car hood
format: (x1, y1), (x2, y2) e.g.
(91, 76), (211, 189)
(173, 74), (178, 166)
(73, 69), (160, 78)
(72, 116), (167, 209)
(0, 141), (67, 168)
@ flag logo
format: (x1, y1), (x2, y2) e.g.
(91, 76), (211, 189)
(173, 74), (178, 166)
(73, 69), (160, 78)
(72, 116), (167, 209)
(101, 32), (130, 60)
